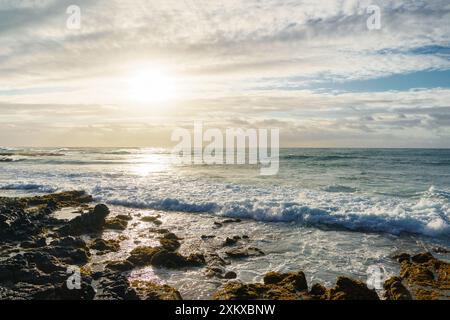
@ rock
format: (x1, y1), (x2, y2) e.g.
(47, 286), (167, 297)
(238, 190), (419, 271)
(323, 277), (379, 300)
(222, 219), (242, 224)
(149, 228), (170, 234)
(224, 247), (265, 259)
(411, 252), (434, 264)
(383, 277), (413, 300)
(160, 238), (181, 252)
(104, 217), (128, 230)
(263, 271), (308, 291)
(150, 249), (206, 269)
(213, 282), (301, 300)
(223, 237), (238, 246)
(213, 221), (223, 228)
(224, 271), (238, 279)
(126, 246), (161, 266)
(141, 216), (162, 225)
(116, 214), (132, 221)
(395, 252), (450, 299)
(309, 283), (327, 297)
(213, 270), (310, 300)
(131, 280), (182, 300)
(201, 235), (215, 240)
(392, 253), (411, 263)
(96, 272), (139, 300)
(90, 239), (121, 254)
(105, 260), (135, 272)
(60, 204), (110, 235)
(432, 247), (450, 254)
(55, 278), (96, 300)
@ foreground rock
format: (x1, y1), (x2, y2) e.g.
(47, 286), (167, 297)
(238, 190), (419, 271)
(213, 270), (379, 300)
(385, 252), (450, 300)
(59, 204), (110, 235)
(126, 246), (205, 269)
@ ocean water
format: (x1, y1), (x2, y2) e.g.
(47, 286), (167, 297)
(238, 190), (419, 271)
(1, 147), (449, 298)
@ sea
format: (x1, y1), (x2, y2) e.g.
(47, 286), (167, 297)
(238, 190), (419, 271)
(1, 147), (449, 298)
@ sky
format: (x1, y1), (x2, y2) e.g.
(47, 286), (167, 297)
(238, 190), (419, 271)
(0, 0), (449, 148)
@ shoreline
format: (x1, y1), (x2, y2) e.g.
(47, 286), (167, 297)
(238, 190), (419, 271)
(0, 190), (449, 300)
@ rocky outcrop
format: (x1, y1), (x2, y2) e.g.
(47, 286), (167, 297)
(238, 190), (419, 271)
(59, 204), (110, 235)
(322, 277), (379, 300)
(385, 252), (450, 300)
(90, 239), (121, 254)
(214, 271), (379, 300)
(131, 280), (182, 300)
(213, 271), (309, 300)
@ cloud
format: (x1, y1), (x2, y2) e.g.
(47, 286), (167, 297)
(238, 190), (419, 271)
(0, 0), (449, 147)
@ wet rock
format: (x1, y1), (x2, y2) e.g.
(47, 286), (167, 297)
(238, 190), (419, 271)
(104, 217), (128, 230)
(224, 246), (265, 259)
(213, 221), (223, 228)
(131, 280), (182, 300)
(90, 239), (121, 254)
(126, 246), (161, 266)
(96, 272), (139, 300)
(105, 260), (135, 272)
(116, 214), (132, 221)
(59, 204), (110, 235)
(141, 216), (162, 225)
(383, 277), (413, 300)
(395, 252), (450, 299)
(411, 252), (434, 264)
(223, 237), (238, 246)
(323, 277), (379, 300)
(201, 235), (215, 240)
(55, 277), (95, 300)
(392, 253), (411, 263)
(309, 283), (327, 297)
(150, 249), (206, 269)
(213, 270), (310, 300)
(222, 219), (242, 224)
(160, 238), (181, 252)
(432, 247), (450, 254)
(149, 228), (170, 234)
(263, 271), (308, 291)
(224, 271), (237, 279)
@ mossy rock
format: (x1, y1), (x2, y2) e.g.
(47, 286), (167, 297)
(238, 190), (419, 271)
(131, 280), (182, 300)
(126, 246), (161, 266)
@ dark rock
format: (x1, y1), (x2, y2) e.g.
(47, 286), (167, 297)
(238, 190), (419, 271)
(383, 277), (413, 300)
(223, 237), (238, 246)
(105, 260), (135, 272)
(116, 214), (132, 221)
(90, 239), (121, 254)
(104, 217), (128, 230)
(310, 283), (327, 297)
(411, 252), (434, 264)
(392, 253), (411, 263)
(150, 249), (205, 269)
(263, 271), (308, 291)
(126, 246), (161, 266)
(59, 204), (110, 235)
(224, 271), (238, 279)
(432, 247), (450, 254)
(323, 277), (379, 300)
(131, 280), (182, 300)
(224, 247), (265, 259)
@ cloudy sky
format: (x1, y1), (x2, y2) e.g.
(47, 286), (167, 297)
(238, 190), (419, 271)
(1, 0), (449, 147)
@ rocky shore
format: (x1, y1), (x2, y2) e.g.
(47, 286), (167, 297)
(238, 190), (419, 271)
(0, 191), (448, 300)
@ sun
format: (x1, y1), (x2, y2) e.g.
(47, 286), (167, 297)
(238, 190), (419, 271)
(128, 67), (176, 103)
